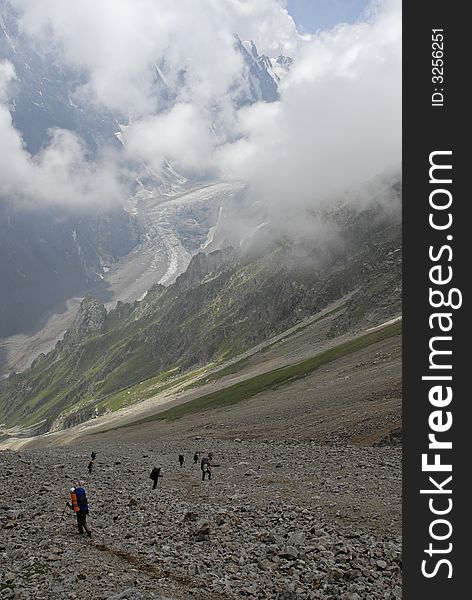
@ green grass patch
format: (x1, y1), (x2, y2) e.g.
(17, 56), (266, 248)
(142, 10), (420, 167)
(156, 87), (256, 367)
(97, 365), (213, 412)
(181, 357), (251, 391)
(127, 320), (402, 425)
(175, 305), (334, 394)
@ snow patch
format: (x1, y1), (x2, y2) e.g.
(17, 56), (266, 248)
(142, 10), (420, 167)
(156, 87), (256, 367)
(239, 222), (269, 247)
(201, 205), (223, 251)
(366, 315), (402, 332)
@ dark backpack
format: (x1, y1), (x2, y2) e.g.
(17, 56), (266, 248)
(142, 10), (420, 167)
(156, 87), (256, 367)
(150, 467), (161, 480)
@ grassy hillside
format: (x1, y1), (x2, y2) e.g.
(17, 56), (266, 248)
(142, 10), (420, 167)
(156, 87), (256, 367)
(126, 320), (402, 425)
(0, 205), (401, 433)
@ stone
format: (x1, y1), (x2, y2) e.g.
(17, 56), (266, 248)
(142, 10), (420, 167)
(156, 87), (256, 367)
(194, 520), (211, 541)
(183, 511), (199, 522)
(287, 531), (305, 547)
(105, 589), (144, 600)
(279, 546), (299, 560)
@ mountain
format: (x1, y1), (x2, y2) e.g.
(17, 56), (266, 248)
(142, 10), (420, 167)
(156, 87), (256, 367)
(233, 36), (280, 104)
(0, 197), (401, 434)
(0, 2), (119, 154)
(1, 2), (293, 348)
(1, 2), (140, 341)
(0, 200), (139, 339)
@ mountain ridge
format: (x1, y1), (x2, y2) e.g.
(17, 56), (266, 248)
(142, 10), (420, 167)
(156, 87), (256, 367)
(0, 200), (401, 434)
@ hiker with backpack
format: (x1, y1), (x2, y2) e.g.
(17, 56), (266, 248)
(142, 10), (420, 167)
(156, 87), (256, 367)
(91, 451), (97, 461)
(67, 481), (92, 537)
(178, 454), (184, 467)
(201, 456), (212, 481)
(193, 452), (199, 464)
(87, 459), (94, 474)
(150, 466), (162, 490)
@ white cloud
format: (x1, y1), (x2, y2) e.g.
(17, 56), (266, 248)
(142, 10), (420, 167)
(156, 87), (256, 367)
(0, 60), (16, 101)
(124, 103), (215, 173)
(0, 61), (123, 210)
(11, 0), (297, 116)
(4, 0), (401, 219)
(218, 0), (402, 212)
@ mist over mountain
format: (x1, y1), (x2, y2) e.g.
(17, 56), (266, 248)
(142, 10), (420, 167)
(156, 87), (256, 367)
(1, 0), (401, 434)
(0, 20), (134, 339)
(0, 192), (401, 433)
(0, 0), (291, 341)
(2, 0), (400, 208)
(0, 2), (119, 154)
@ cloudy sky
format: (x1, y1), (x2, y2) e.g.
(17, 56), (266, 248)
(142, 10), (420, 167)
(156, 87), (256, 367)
(286, 0), (371, 31)
(0, 0), (401, 214)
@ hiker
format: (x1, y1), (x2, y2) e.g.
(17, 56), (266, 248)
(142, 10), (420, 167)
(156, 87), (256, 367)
(91, 451), (97, 461)
(87, 460), (94, 474)
(201, 456), (212, 481)
(193, 452), (199, 464)
(150, 466), (162, 490)
(68, 482), (92, 537)
(178, 454), (184, 467)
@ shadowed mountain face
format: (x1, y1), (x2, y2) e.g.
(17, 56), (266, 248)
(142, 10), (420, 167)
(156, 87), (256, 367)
(233, 35), (280, 105)
(0, 199), (401, 433)
(0, 2), (119, 154)
(0, 200), (139, 339)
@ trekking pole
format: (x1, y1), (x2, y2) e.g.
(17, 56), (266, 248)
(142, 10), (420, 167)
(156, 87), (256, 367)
(61, 502), (70, 520)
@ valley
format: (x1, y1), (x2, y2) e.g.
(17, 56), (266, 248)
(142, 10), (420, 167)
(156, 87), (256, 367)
(0, 310), (401, 599)
(0, 2), (404, 598)
(0, 181), (243, 378)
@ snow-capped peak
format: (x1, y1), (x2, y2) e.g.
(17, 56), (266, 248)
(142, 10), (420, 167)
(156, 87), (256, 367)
(239, 37), (293, 86)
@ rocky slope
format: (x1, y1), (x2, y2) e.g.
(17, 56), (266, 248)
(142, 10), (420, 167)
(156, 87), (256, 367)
(0, 201), (401, 434)
(0, 0), (290, 346)
(0, 437), (401, 600)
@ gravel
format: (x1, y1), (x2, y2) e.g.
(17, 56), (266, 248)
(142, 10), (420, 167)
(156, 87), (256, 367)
(0, 439), (401, 599)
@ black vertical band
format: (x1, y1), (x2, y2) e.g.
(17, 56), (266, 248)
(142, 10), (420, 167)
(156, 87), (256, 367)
(403, 2), (467, 597)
